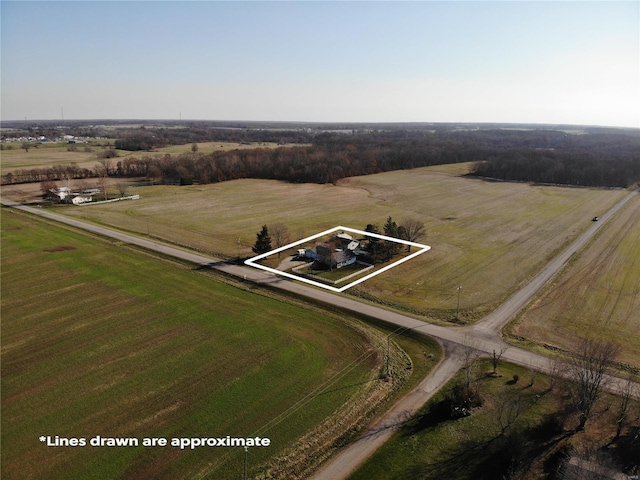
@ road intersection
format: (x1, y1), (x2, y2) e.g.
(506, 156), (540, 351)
(2, 189), (638, 478)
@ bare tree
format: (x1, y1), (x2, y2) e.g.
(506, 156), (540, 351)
(496, 391), (522, 435)
(400, 218), (426, 252)
(492, 346), (508, 376)
(116, 183), (129, 198)
(40, 179), (58, 199)
(97, 173), (108, 201)
(568, 337), (620, 432)
(548, 356), (564, 393)
(268, 223), (290, 258)
(614, 374), (636, 440)
(461, 336), (481, 403)
(97, 158), (113, 176)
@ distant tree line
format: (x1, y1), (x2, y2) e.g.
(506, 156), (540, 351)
(4, 164), (95, 184)
(110, 130), (639, 188)
(112, 126), (314, 151)
(469, 148), (640, 188)
(4, 128), (639, 188)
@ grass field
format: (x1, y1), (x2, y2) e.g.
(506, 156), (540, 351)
(349, 360), (640, 480)
(0, 140), (304, 175)
(1, 142), (104, 172)
(129, 140), (303, 157)
(507, 194), (640, 369)
(1, 209), (441, 479)
(56, 164), (628, 323)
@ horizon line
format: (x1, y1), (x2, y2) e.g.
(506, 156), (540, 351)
(1, 118), (638, 130)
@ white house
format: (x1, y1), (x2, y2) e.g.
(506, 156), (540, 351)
(303, 233), (360, 269)
(49, 187), (94, 204)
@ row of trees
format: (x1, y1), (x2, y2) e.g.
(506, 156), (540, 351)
(112, 126), (313, 151)
(364, 217), (426, 262)
(469, 149), (640, 188)
(4, 127), (638, 188)
(4, 164), (95, 184)
(105, 128), (640, 188)
(252, 217), (426, 263)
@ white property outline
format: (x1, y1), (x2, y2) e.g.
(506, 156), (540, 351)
(244, 226), (431, 293)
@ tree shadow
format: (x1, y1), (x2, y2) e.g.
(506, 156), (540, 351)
(402, 411), (576, 480)
(400, 398), (462, 437)
(604, 426), (640, 474)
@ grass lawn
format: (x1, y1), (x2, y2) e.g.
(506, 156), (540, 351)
(507, 194), (640, 370)
(349, 360), (640, 480)
(304, 262), (369, 282)
(57, 164), (628, 323)
(1, 209), (435, 480)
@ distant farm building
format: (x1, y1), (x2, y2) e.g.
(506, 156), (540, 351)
(48, 187), (96, 204)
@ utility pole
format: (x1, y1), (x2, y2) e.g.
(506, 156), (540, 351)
(456, 285), (462, 320)
(386, 335), (391, 378)
(243, 446), (248, 480)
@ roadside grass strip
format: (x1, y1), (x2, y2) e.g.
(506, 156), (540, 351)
(245, 226), (431, 292)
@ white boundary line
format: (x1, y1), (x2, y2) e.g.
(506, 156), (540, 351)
(244, 226), (431, 293)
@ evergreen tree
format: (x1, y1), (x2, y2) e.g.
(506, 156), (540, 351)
(252, 225), (272, 254)
(383, 216), (399, 238)
(383, 216), (401, 259)
(364, 224), (381, 261)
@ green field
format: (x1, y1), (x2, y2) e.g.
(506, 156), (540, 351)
(350, 360), (640, 480)
(58, 164), (628, 322)
(1, 210), (442, 479)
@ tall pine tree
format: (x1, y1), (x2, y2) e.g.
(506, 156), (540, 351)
(252, 225), (272, 254)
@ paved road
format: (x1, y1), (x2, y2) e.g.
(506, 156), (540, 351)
(311, 344), (466, 480)
(3, 189), (639, 478)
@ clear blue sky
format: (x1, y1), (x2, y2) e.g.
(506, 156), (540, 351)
(2, 1), (638, 127)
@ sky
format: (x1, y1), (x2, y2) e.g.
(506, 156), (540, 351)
(1, 1), (639, 128)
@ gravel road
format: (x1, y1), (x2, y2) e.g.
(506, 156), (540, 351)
(3, 189), (638, 479)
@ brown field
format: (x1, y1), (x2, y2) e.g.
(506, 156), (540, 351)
(1, 142), (103, 171)
(49, 164), (629, 323)
(508, 194), (640, 368)
(0, 141), (304, 176)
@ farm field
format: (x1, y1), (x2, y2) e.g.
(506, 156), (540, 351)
(1, 210), (441, 479)
(0, 141), (304, 175)
(508, 194), (640, 369)
(57, 164), (629, 322)
(0, 142), (105, 172)
(128, 140), (303, 156)
(349, 360), (640, 480)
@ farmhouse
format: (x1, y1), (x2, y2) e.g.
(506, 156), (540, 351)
(48, 187), (96, 205)
(302, 232), (360, 269)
